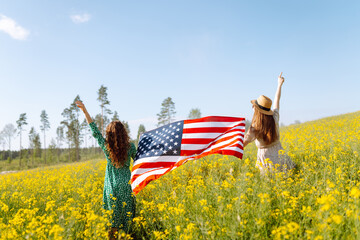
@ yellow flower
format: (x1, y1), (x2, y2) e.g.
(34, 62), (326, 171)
(331, 215), (342, 224)
(45, 200), (56, 211)
(282, 191), (290, 198)
(1, 203), (9, 212)
(287, 222), (299, 233)
(199, 199), (207, 206)
(350, 187), (360, 198)
(255, 218), (264, 226)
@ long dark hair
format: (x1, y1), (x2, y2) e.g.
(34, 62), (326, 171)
(251, 108), (278, 145)
(105, 121), (130, 168)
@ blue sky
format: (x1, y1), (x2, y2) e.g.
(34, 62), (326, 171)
(1, 1), (359, 150)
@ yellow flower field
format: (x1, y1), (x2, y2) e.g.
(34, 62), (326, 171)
(1, 111), (360, 239)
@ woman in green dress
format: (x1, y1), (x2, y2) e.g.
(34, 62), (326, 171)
(76, 101), (136, 239)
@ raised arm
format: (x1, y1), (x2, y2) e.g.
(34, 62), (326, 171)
(76, 101), (93, 124)
(273, 72), (285, 110)
(76, 101), (108, 153)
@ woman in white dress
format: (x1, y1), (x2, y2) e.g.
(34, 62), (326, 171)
(243, 73), (296, 174)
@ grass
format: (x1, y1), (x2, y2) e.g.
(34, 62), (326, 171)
(0, 150), (103, 172)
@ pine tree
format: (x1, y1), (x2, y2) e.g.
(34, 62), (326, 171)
(137, 124), (146, 140)
(40, 110), (50, 164)
(2, 124), (16, 161)
(81, 119), (89, 148)
(56, 126), (64, 162)
(29, 127), (41, 166)
(16, 113), (28, 166)
(48, 139), (57, 163)
(97, 85), (112, 135)
(188, 108), (201, 119)
(61, 95), (82, 162)
(0, 132), (5, 151)
(136, 124), (146, 145)
(122, 121), (130, 135)
(112, 111), (120, 121)
(157, 97), (176, 127)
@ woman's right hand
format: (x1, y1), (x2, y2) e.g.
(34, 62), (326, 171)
(278, 72), (285, 86)
(76, 101), (86, 112)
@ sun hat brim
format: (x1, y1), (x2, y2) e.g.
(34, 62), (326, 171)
(251, 100), (274, 115)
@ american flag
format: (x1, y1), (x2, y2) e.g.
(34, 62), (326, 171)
(131, 116), (245, 194)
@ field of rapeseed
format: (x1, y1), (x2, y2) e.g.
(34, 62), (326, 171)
(1, 111), (360, 239)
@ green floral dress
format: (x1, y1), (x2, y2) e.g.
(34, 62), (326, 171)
(89, 122), (136, 231)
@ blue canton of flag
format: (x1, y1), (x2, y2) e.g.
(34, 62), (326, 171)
(135, 121), (184, 160)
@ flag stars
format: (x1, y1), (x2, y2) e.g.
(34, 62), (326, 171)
(134, 120), (183, 160)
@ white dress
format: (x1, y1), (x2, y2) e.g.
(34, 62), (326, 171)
(244, 109), (296, 174)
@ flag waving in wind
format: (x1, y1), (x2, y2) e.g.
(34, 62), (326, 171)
(131, 116), (245, 194)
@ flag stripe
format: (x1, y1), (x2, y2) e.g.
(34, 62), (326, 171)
(181, 138), (218, 144)
(182, 132), (224, 139)
(182, 126), (245, 139)
(173, 146), (244, 168)
(132, 162), (176, 171)
(131, 168), (170, 194)
(183, 127), (240, 134)
(184, 121), (245, 129)
(181, 136), (243, 156)
(180, 128), (244, 145)
(181, 130), (243, 151)
(184, 116), (245, 124)
(132, 156), (187, 171)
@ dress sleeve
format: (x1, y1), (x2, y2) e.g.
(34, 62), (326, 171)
(244, 127), (256, 144)
(273, 108), (280, 124)
(89, 122), (108, 153)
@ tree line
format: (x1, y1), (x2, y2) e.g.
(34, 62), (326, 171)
(0, 86), (202, 168)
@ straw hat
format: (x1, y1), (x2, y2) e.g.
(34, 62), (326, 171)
(251, 95), (274, 115)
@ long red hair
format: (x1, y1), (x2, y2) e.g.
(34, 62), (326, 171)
(251, 108), (278, 145)
(105, 121), (130, 168)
